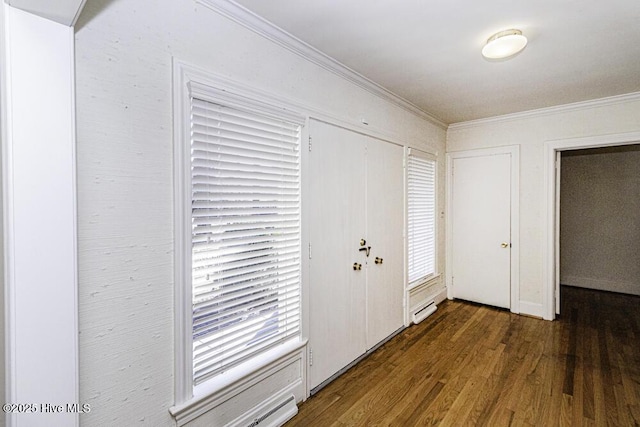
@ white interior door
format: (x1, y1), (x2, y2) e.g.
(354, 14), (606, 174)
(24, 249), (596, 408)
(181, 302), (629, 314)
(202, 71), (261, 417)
(451, 153), (511, 308)
(365, 137), (404, 347)
(308, 120), (367, 390)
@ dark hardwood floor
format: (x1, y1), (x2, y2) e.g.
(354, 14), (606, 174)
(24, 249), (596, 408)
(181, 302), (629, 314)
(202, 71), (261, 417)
(286, 286), (640, 426)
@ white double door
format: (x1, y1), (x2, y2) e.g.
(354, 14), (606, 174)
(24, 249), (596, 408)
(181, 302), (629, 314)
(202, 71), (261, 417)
(308, 120), (404, 390)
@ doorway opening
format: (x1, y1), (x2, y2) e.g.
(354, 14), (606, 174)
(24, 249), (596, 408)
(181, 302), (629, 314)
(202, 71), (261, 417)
(544, 131), (640, 320)
(559, 144), (640, 303)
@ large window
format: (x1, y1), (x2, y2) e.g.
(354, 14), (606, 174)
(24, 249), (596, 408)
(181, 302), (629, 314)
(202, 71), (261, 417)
(181, 84), (303, 387)
(407, 149), (437, 286)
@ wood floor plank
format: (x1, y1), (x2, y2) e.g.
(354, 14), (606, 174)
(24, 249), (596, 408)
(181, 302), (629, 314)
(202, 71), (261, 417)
(560, 393), (573, 426)
(629, 404), (640, 425)
(285, 286), (640, 426)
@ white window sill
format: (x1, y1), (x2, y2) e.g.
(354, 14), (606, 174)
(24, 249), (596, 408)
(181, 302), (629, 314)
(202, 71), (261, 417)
(169, 338), (307, 425)
(407, 273), (441, 291)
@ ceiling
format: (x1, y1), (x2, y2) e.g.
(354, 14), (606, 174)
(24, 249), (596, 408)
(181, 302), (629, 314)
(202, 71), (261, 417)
(232, 0), (640, 124)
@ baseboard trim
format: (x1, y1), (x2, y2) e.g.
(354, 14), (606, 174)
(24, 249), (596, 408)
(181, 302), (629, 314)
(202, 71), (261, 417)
(310, 326), (405, 396)
(433, 287), (448, 305)
(561, 276), (640, 297)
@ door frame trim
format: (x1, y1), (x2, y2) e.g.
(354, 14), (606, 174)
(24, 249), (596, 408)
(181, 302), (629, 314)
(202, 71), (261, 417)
(542, 131), (640, 320)
(446, 146), (520, 313)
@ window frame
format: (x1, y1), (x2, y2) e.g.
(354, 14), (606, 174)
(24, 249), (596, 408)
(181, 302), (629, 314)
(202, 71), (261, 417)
(173, 61), (306, 405)
(406, 148), (438, 289)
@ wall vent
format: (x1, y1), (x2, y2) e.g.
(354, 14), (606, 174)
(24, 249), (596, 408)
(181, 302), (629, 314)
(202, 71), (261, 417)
(412, 301), (437, 324)
(246, 395), (297, 427)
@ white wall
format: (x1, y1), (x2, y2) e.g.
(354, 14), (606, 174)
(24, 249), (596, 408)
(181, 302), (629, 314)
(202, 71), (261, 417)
(447, 96), (640, 307)
(74, 0), (445, 425)
(560, 145), (640, 295)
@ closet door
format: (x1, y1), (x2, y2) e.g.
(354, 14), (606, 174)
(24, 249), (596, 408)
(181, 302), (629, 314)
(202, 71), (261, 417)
(308, 120), (367, 390)
(365, 137), (404, 347)
(451, 152), (512, 308)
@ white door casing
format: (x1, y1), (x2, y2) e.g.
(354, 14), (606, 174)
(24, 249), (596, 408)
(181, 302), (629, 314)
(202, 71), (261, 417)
(447, 147), (520, 312)
(555, 150), (561, 315)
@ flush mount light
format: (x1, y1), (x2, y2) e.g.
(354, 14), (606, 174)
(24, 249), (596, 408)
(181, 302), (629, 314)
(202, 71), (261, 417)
(482, 29), (528, 59)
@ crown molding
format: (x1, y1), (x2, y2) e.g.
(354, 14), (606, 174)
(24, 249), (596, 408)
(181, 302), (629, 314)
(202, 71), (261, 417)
(6, 0), (87, 26)
(196, 0), (447, 130)
(449, 91), (640, 131)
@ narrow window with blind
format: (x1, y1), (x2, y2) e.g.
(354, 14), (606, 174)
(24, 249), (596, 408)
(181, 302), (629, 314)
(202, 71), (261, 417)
(189, 95), (302, 385)
(407, 150), (437, 286)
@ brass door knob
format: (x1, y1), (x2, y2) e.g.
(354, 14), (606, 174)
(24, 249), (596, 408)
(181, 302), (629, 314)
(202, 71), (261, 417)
(353, 263), (362, 271)
(360, 239), (366, 246)
(501, 242), (509, 248)
(375, 257), (383, 264)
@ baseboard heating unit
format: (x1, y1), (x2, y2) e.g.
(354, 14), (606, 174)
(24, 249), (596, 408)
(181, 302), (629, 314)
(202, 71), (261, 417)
(412, 301), (437, 324)
(245, 394), (297, 427)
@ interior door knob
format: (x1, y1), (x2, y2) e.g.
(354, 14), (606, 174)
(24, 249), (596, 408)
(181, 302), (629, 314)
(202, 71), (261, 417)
(501, 242), (509, 248)
(353, 263), (362, 271)
(375, 257), (383, 264)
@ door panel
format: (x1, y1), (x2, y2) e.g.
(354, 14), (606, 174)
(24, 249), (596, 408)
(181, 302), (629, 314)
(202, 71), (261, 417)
(451, 153), (511, 308)
(365, 137), (404, 347)
(308, 120), (367, 390)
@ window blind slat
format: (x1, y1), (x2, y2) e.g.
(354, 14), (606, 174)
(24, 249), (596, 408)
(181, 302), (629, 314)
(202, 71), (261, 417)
(194, 314), (300, 369)
(194, 246), (298, 280)
(191, 119), (299, 147)
(191, 221), (300, 240)
(194, 304), (300, 371)
(193, 287), (300, 333)
(193, 224), (299, 245)
(194, 317), (300, 363)
(194, 318), (300, 383)
(191, 157), (299, 174)
(407, 155), (436, 284)
(189, 96), (301, 384)
(193, 263), (300, 302)
(193, 297), (301, 360)
(192, 167), (299, 183)
(194, 313), (301, 363)
(193, 274), (300, 316)
(192, 99), (300, 136)
(192, 133), (299, 156)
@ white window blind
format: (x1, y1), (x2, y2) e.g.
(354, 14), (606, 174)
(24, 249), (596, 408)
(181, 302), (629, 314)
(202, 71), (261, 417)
(407, 151), (436, 285)
(190, 96), (302, 385)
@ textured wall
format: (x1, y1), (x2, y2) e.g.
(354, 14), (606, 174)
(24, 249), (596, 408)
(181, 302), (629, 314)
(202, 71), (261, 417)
(74, 0), (445, 425)
(447, 98), (640, 305)
(560, 145), (640, 295)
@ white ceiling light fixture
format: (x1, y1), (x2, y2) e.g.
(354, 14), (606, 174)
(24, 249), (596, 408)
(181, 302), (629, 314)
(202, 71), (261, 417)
(482, 29), (528, 59)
